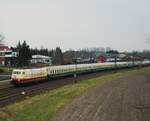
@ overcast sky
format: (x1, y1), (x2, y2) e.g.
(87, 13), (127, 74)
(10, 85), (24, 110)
(0, 0), (150, 51)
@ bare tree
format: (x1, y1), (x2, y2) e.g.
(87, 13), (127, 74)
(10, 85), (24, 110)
(0, 33), (5, 44)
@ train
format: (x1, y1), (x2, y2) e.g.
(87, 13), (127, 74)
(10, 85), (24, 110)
(11, 61), (150, 85)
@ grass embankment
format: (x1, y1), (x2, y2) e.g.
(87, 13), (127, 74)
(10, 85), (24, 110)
(0, 66), (12, 81)
(0, 66), (12, 73)
(0, 67), (150, 121)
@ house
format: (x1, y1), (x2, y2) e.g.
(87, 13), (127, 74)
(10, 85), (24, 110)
(97, 55), (106, 63)
(0, 44), (17, 66)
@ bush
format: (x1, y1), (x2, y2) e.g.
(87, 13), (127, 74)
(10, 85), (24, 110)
(0, 68), (4, 73)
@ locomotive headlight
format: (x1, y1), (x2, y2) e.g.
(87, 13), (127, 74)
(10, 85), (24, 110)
(12, 75), (16, 79)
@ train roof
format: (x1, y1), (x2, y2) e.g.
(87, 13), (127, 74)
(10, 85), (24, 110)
(12, 62), (136, 71)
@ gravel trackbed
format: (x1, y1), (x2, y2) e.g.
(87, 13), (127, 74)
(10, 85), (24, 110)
(52, 69), (150, 121)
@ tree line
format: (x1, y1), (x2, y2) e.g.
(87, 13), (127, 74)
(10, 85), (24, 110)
(11, 41), (150, 67)
(11, 41), (63, 67)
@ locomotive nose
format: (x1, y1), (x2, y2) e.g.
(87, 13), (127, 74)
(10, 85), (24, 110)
(11, 74), (17, 79)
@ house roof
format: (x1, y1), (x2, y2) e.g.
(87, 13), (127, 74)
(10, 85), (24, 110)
(0, 44), (11, 51)
(32, 55), (51, 59)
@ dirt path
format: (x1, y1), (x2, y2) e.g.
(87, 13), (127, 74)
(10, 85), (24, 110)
(52, 69), (150, 121)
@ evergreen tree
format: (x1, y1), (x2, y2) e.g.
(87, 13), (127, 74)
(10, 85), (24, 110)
(16, 41), (22, 66)
(21, 41), (31, 66)
(16, 40), (31, 67)
(53, 47), (63, 65)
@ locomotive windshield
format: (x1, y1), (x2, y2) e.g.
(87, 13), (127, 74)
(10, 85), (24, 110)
(13, 71), (21, 75)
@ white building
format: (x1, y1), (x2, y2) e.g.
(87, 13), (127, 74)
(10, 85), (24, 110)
(30, 55), (52, 65)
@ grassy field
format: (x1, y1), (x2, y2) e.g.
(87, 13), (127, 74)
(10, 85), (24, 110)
(0, 67), (149, 121)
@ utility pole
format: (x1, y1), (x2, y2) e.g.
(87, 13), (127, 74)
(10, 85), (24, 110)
(73, 52), (77, 83)
(114, 54), (117, 68)
(132, 56), (135, 65)
(107, 50), (118, 69)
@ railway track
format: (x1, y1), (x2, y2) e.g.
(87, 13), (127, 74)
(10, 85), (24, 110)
(0, 79), (12, 91)
(0, 66), (149, 107)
